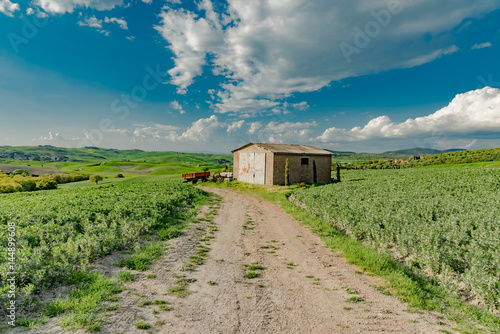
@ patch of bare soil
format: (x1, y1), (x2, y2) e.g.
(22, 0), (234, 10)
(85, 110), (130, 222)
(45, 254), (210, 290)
(27, 188), (459, 334)
(0, 164), (68, 175)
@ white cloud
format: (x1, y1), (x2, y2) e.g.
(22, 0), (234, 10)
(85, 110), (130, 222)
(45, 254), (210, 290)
(126, 36), (135, 40)
(317, 87), (500, 143)
(142, 0), (152, 3)
(402, 45), (459, 68)
(79, 15), (126, 35)
(157, 1), (500, 114)
(32, 131), (63, 141)
(471, 42), (492, 50)
(36, 10), (48, 18)
(227, 120), (245, 133)
(170, 100), (185, 114)
(155, 1), (224, 94)
(27, 6), (49, 18)
(36, 0), (123, 14)
(107, 128), (129, 134)
(105, 16), (128, 30)
(78, 15), (103, 29)
(258, 121), (317, 144)
(133, 123), (180, 140)
(131, 116), (244, 143)
(0, 0), (20, 17)
(247, 122), (262, 135)
(178, 115), (223, 142)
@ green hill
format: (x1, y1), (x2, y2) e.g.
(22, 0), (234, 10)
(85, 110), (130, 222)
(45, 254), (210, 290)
(383, 147), (466, 155)
(325, 149), (409, 163)
(0, 145), (233, 177)
(0, 145), (231, 164)
(347, 148), (500, 169)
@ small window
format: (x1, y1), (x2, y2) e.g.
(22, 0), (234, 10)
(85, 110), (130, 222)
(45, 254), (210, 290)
(301, 157), (309, 165)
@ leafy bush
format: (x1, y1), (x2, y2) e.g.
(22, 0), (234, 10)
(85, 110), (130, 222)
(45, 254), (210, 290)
(90, 175), (104, 184)
(35, 178), (58, 190)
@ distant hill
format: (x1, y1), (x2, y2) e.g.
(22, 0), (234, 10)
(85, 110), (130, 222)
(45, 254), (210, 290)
(324, 149), (409, 163)
(347, 148), (500, 169)
(383, 147), (466, 155)
(0, 145), (232, 165)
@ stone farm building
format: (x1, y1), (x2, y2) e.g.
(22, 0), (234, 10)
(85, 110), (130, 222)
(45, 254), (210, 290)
(232, 143), (332, 185)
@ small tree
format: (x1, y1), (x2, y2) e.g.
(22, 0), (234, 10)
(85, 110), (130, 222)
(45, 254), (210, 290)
(285, 159), (290, 186)
(336, 163), (341, 183)
(90, 175), (103, 184)
(313, 160), (317, 183)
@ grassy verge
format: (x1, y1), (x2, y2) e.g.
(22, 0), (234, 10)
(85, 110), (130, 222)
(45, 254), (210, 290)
(201, 181), (500, 334)
(118, 242), (166, 271)
(43, 271), (123, 332)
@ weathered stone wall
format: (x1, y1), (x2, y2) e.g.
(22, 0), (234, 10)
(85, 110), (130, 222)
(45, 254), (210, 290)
(233, 144), (331, 185)
(272, 154), (331, 185)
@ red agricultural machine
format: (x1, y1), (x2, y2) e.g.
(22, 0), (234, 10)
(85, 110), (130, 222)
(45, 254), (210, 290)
(182, 172), (233, 184)
(181, 172), (211, 184)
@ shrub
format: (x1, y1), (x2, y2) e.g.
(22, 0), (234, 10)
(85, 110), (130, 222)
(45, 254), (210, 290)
(36, 179), (58, 190)
(11, 169), (30, 177)
(90, 175), (104, 184)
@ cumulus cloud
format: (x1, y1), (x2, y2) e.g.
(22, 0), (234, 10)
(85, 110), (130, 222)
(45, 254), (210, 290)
(156, 1), (500, 114)
(35, 0), (123, 14)
(178, 115), (224, 142)
(317, 87), (500, 142)
(130, 116), (247, 143)
(32, 131), (64, 141)
(155, 0), (224, 94)
(170, 100), (185, 114)
(107, 128), (130, 134)
(247, 122), (262, 135)
(227, 120), (245, 133)
(131, 117), (224, 142)
(105, 16), (128, 29)
(255, 121), (318, 144)
(77, 15), (103, 29)
(0, 0), (20, 17)
(471, 42), (492, 50)
(133, 123), (180, 141)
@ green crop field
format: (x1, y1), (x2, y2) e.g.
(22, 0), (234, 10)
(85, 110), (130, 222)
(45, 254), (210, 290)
(0, 176), (206, 319)
(291, 166), (500, 311)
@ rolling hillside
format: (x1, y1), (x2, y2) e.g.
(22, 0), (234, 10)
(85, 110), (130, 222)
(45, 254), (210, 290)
(0, 146), (233, 177)
(0, 145), (231, 164)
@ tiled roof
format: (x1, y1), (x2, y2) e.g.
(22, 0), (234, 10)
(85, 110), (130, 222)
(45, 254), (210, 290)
(232, 143), (332, 155)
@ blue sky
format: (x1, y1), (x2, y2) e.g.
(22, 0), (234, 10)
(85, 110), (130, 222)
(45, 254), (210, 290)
(0, 0), (499, 153)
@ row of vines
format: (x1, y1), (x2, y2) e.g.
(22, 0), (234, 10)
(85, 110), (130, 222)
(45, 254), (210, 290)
(291, 167), (500, 310)
(0, 177), (204, 312)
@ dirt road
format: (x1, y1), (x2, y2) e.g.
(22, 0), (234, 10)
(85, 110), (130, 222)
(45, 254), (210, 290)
(151, 187), (456, 333)
(29, 187), (457, 334)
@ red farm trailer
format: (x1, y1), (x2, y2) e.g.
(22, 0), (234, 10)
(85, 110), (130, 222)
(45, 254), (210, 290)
(182, 172), (211, 184)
